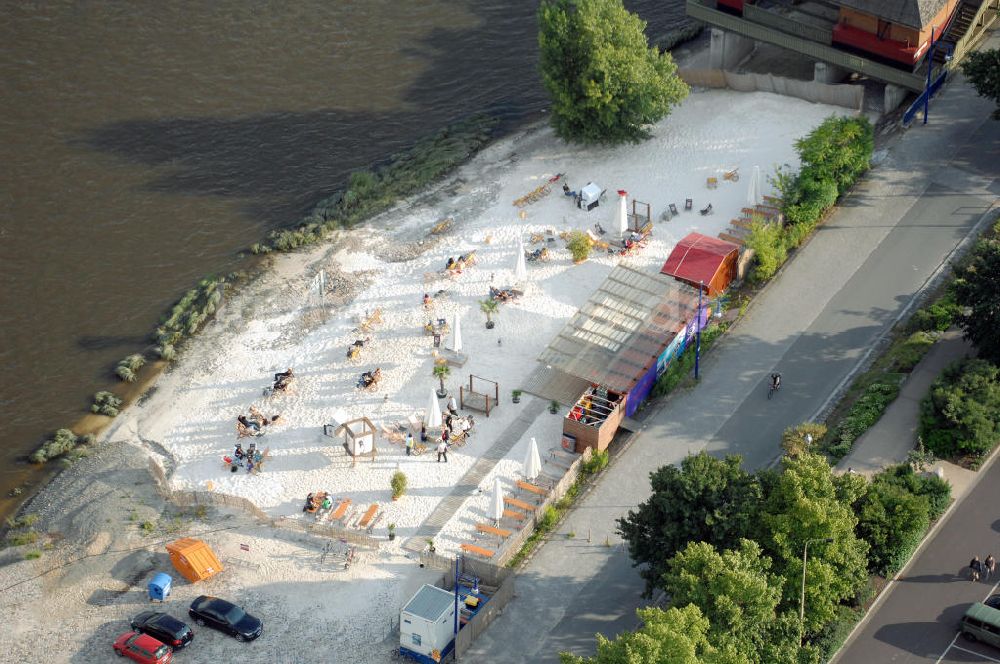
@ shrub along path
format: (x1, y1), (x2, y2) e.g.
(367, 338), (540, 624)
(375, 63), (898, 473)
(836, 329), (973, 476)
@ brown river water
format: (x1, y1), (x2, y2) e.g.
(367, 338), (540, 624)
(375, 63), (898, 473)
(0, 1), (687, 520)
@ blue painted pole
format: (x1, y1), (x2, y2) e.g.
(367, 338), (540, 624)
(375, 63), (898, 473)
(695, 281), (703, 380)
(923, 26), (936, 125)
(454, 556), (460, 637)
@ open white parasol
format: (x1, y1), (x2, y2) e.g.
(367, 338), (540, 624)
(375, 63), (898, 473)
(451, 314), (463, 352)
(424, 387), (442, 428)
(491, 477), (504, 524)
(514, 235), (527, 283)
(747, 165), (763, 208)
(523, 437), (542, 482)
(615, 189), (629, 238)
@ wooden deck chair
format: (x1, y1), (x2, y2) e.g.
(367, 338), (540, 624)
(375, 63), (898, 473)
(461, 543), (495, 559)
(357, 504), (379, 529)
(328, 499), (352, 522)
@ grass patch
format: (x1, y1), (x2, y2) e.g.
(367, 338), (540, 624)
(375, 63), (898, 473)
(91, 391), (124, 417)
(30, 429), (94, 464)
(6, 531), (38, 547)
(23, 550), (42, 560)
(824, 377), (902, 459)
(139, 520), (156, 535)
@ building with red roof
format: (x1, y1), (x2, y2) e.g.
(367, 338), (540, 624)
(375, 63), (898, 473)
(660, 232), (740, 297)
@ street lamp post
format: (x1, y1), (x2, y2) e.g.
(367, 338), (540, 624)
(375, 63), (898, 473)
(800, 537), (834, 646)
(695, 281), (704, 380)
(924, 26), (937, 125)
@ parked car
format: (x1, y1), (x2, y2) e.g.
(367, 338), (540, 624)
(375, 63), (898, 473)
(188, 595), (262, 642)
(130, 611), (194, 650)
(986, 594), (1000, 611)
(112, 631), (172, 663)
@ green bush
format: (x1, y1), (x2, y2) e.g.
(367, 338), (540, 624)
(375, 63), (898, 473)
(795, 115), (874, 196)
(390, 471), (408, 499)
(581, 449), (609, 476)
(781, 422), (827, 457)
(745, 219), (786, 282)
(856, 470), (931, 575)
(830, 379), (901, 458)
(784, 172), (838, 227)
(908, 291), (960, 333)
(884, 331), (936, 373)
(652, 324), (725, 397)
(566, 231), (592, 262)
(91, 391), (123, 417)
(30, 428), (90, 464)
(920, 358), (1000, 459)
(115, 354), (146, 382)
(811, 604), (863, 661)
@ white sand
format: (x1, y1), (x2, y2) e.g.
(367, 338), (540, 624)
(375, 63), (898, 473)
(5, 89), (847, 662)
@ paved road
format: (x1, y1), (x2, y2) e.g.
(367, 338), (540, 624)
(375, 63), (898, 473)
(466, 43), (1000, 663)
(833, 452), (1000, 664)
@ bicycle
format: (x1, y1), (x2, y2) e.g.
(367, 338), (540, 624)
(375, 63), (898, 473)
(767, 377), (781, 400)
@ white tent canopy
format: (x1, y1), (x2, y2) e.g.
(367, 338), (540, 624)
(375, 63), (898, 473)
(523, 437), (542, 482)
(514, 235), (527, 283)
(424, 388), (442, 428)
(747, 165), (763, 208)
(615, 190), (628, 237)
(491, 477), (504, 524)
(450, 314), (463, 352)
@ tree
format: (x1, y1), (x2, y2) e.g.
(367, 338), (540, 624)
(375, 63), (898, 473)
(919, 358), (1000, 458)
(538, 0), (689, 144)
(794, 116), (873, 196)
(961, 48), (1000, 120)
(754, 453), (869, 635)
(618, 453), (762, 595)
(952, 235), (1000, 362)
(559, 604), (719, 664)
(662, 540), (806, 663)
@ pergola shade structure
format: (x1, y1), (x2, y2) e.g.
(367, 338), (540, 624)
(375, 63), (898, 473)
(538, 264), (702, 396)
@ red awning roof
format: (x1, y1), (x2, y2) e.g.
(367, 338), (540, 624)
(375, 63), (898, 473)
(661, 233), (739, 285)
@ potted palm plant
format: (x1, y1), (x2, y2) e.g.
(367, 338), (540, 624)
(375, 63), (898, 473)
(479, 298), (499, 329)
(549, 399), (560, 414)
(512, 389), (522, 404)
(433, 362), (450, 398)
(387, 523), (396, 541)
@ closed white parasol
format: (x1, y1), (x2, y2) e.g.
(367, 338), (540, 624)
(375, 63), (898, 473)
(491, 477), (504, 524)
(514, 235), (527, 283)
(615, 190), (628, 238)
(747, 165), (763, 208)
(451, 314), (463, 352)
(424, 387), (442, 428)
(523, 436), (542, 482)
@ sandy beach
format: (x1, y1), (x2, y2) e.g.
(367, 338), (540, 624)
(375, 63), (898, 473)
(0, 87), (848, 663)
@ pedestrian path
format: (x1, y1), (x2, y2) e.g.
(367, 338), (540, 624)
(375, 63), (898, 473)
(836, 329), (973, 476)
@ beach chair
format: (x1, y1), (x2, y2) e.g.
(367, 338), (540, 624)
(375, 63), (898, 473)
(328, 499), (352, 523)
(504, 496), (536, 514)
(357, 504), (379, 529)
(724, 168), (740, 182)
(706, 177), (718, 189)
(685, 198), (693, 211)
(502, 508), (527, 521)
(476, 523), (512, 539)
(516, 480), (549, 498)
(700, 203), (713, 216)
(460, 543), (495, 559)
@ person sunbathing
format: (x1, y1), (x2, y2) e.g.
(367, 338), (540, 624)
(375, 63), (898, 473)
(358, 368), (381, 389)
(273, 367), (294, 391)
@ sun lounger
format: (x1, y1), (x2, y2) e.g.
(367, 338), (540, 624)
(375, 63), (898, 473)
(502, 508), (527, 521)
(476, 523), (512, 538)
(516, 480), (548, 497)
(685, 198), (693, 211)
(328, 498), (352, 522)
(461, 543), (496, 559)
(357, 504), (379, 529)
(504, 496), (536, 513)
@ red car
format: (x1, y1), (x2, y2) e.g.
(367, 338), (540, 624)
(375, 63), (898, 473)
(112, 631), (173, 663)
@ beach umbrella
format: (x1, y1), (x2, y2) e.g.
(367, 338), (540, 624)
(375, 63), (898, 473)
(491, 477), (504, 525)
(514, 236), (527, 283)
(523, 437), (542, 482)
(450, 314), (463, 352)
(615, 190), (629, 238)
(424, 387), (442, 428)
(747, 165), (763, 208)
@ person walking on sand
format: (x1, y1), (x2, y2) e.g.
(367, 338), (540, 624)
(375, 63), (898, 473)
(437, 440), (448, 463)
(405, 432), (414, 456)
(985, 554), (996, 581)
(448, 396), (458, 416)
(970, 555), (983, 582)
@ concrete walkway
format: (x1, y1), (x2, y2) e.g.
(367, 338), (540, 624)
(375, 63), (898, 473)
(466, 34), (999, 663)
(836, 329), (974, 476)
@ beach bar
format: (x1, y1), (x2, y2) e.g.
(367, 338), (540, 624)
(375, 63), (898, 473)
(536, 265), (703, 453)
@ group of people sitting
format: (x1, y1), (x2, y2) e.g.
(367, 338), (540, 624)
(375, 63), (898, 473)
(237, 406), (281, 438)
(346, 337), (370, 360)
(303, 491), (331, 514)
(489, 285), (519, 303)
(357, 367), (382, 390)
(227, 441), (263, 473)
(445, 252), (476, 273)
(272, 368), (294, 392)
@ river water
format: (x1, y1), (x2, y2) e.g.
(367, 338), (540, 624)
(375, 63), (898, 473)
(0, 1), (687, 518)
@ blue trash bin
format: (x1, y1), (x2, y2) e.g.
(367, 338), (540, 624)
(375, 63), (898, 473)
(148, 572), (172, 602)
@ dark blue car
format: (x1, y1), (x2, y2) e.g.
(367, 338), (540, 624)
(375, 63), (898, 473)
(188, 595), (262, 642)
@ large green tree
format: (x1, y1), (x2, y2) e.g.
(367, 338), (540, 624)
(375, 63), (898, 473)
(663, 540), (810, 664)
(961, 48), (1000, 120)
(952, 235), (1000, 363)
(559, 604), (722, 664)
(754, 453), (869, 635)
(618, 453), (762, 595)
(538, 0), (689, 144)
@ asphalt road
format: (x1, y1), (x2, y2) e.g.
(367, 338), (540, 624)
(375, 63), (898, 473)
(833, 452), (1000, 664)
(466, 38), (1000, 664)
